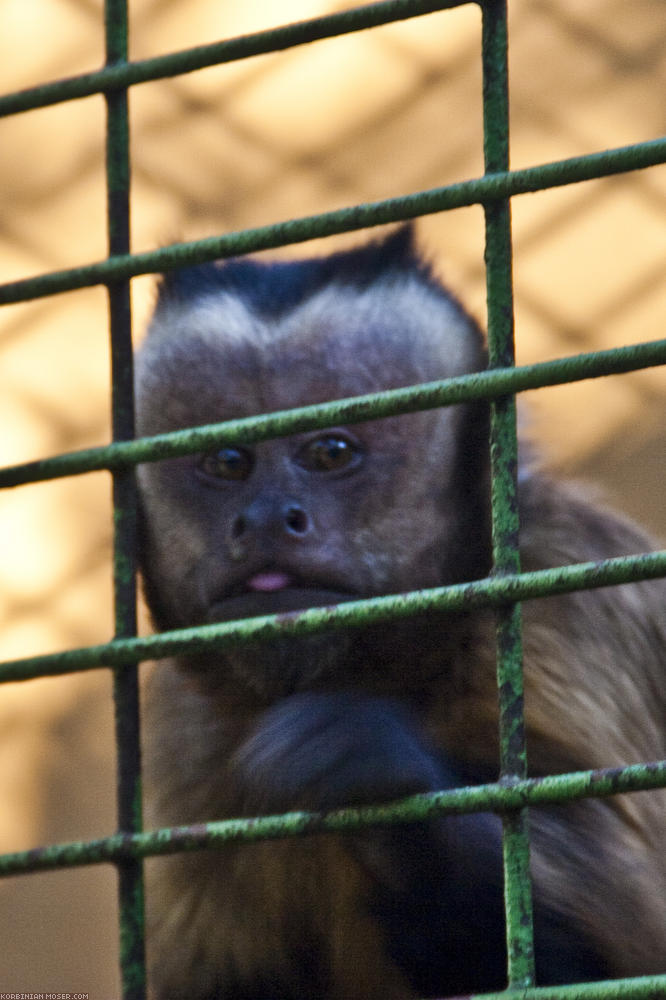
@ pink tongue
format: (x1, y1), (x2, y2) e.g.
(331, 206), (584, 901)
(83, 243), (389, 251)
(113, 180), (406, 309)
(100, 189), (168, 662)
(246, 571), (293, 592)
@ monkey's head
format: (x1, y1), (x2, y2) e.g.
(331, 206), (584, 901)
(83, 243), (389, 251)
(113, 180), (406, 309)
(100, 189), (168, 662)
(135, 227), (491, 699)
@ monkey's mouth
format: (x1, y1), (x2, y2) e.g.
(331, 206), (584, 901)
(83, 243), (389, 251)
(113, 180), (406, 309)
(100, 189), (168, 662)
(208, 569), (354, 623)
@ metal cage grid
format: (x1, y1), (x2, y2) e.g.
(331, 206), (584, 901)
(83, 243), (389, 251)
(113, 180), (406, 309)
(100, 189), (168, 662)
(1, 2), (666, 998)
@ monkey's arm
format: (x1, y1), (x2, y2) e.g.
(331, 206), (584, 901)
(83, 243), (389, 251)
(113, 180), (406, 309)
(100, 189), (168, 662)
(233, 690), (609, 996)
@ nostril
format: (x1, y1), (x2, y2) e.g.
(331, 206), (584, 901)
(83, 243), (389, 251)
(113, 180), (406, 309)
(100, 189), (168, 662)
(231, 514), (246, 540)
(284, 505), (309, 535)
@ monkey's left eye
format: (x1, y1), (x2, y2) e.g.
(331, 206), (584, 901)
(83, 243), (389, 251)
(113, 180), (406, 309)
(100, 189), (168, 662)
(296, 435), (360, 473)
(198, 446), (254, 481)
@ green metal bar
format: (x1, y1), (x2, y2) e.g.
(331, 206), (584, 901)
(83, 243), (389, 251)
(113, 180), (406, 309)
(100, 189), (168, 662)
(473, 977), (666, 1000)
(0, 0), (471, 119)
(2, 549), (665, 683)
(1, 338), (665, 489)
(482, 0), (535, 989)
(1, 759), (665, 876)
(104, 2), (146, 997)
(1, 137), (665, 305)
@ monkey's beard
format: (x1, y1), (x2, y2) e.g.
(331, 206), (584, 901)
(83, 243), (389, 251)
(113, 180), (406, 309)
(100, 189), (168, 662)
(204, 587), (357, 702)
(219, 630), (356, 702)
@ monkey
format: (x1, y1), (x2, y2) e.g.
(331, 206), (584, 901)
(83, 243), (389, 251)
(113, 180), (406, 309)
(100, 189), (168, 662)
(135, 226), (666, 1000)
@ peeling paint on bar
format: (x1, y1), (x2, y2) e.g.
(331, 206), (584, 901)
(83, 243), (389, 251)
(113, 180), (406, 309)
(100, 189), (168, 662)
(1, 549), (665, 683)
(1, 339), (665, 489)
(0, 0), (468, 118)
(104, 1), (146, 994)
(1, 759), (665, 877)
(1, 138), (665, 306)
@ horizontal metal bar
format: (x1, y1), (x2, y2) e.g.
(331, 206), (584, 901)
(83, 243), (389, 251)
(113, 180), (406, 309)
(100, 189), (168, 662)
(1, 339), (664, 489)
(1, 549), (665, 683)
(1, 137), (665, 305)
(0, 0), (470, 118)
(478, 977), (666, 1000)
(0, 759), (664, 876)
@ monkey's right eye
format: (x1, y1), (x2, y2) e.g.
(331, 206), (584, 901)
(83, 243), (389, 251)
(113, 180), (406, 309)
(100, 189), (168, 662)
(198, 446), (254, 481)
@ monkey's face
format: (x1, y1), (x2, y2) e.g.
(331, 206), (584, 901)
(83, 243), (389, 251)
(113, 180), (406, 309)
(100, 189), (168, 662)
(138, 409), (474, 697)
(138, 408), (461, 623)
(136, 240), (490, 696)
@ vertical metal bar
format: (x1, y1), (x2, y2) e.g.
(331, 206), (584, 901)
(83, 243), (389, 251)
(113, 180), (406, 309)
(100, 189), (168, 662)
(104, 1), (146, 997)
(481, 0), (535, 990)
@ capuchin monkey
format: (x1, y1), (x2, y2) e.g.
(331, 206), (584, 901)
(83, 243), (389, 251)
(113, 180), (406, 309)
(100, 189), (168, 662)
(136, 227), (666, 1000)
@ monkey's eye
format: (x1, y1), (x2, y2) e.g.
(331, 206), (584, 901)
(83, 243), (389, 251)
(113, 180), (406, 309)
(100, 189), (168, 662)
(199, 446), (254, 481)
(297, 435), (360, 473)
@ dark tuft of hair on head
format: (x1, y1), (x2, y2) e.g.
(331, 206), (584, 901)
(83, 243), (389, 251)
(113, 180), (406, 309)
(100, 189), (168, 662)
(154, 224), (434, 321)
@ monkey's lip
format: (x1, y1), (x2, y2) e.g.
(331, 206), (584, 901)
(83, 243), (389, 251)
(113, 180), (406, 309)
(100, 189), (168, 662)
(246, 570), (296, 592)
(208, 572), (354, 621)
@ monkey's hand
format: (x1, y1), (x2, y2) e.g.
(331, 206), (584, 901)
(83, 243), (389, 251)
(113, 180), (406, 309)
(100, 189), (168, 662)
(232, 691), (509, 995)
(232, 690), (443, 814)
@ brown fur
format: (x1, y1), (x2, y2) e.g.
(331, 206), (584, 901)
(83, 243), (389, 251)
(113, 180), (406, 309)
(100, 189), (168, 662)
(137, 230), (666, 998)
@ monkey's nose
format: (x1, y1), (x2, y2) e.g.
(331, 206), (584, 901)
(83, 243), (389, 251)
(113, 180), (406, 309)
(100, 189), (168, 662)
(230, 495), (311, 541)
